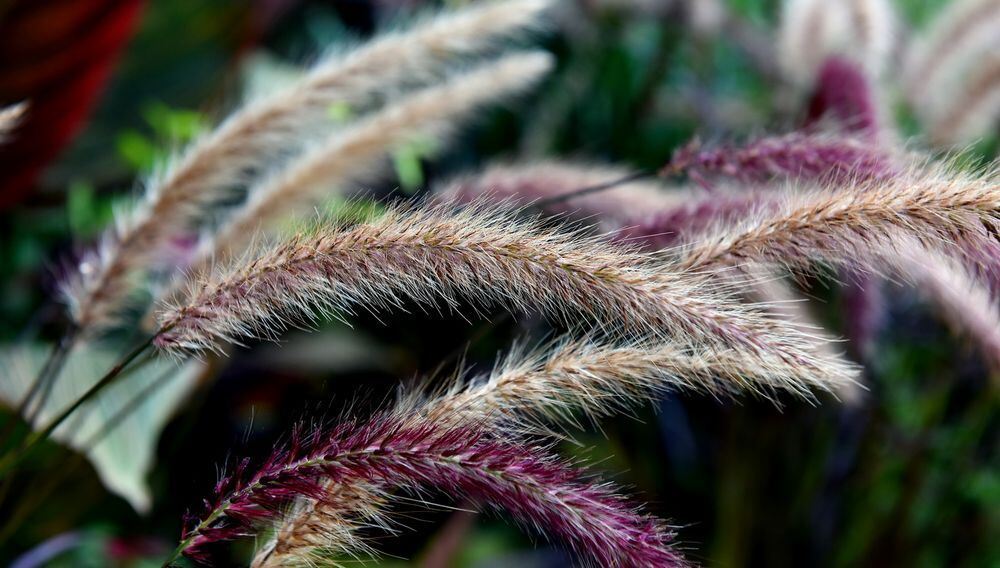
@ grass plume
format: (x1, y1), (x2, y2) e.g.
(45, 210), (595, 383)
(903, 0), (1000, 116)
(0, 102), (26, 142)
(414, 336), (855, 429)
(153, 203), (852, 389)
(676, 164), (1000, 272)
(61, 0), (552, 336)
(175, 413), (687, 567)
(436, 160), (674, 228)
(927, 54), (1000, 146)
(194, 52), (552, 270)
(662, 132), (897, 189)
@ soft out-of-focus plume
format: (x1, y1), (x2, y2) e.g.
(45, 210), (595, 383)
(617, 190), (771, 250)
(806, 57), (882, 137)
(895, 241), (1000, 373)
(414, 336), (856, 429)
(61, 0), (552, 337)
(778, 0), (895, 86)
(153, 204), (852, 389)
(662, 132), (897, 190)
(926, 53), (1000, 147)
(436, 160), (675, 229)
(155, 52), (553, 314)
(677, 165), (1000, 273)
(0, 102), (27, 143)
(902, 0), (1000, 122)
(181, 414), (687, 567)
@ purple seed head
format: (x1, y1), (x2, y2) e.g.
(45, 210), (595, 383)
(662, 132), (897, 189)
(180, 413), (687, 567)
(617, 193), (772, 250)
(807, 56), (880, 137)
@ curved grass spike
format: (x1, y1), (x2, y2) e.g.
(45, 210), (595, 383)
(414, 336), (856, 426)
(153, 203), (854, 389)
(254, 331), (857, 564)
(169, 413), (687, 567)
(676, 164), (1000, 273)
(173, 52), (553, 291)
(436, 160), (675, 229)
(903, 0), (1000, 117)
(662, 132), (897, 190)
(62, 0), (553, 338)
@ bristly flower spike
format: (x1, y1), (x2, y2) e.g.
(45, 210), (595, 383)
(199, 52), (552, 268)
(145, 51), (553, 325)
(436, 160), (676, 230)
(153, 203), (857, 390)
(174, 413), (688, 567)
(662, 132), (897, 190)
(61, 0), (553, 336)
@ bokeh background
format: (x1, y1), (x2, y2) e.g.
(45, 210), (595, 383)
(0, 0), (997, 566)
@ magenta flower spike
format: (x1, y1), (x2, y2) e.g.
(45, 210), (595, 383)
(663, 132), (896, 190)
(178, 414), (688, 567)
(806, 56), (881, 137)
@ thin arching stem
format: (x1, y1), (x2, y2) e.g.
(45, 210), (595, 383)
(531, 170), (656, 207)
(23, 325), (79, 424)
(0, 333), (160, 477)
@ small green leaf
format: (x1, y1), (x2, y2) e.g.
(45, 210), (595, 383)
(116, 130), (157, 173)
(391, 133), (440, 193)
(67, 180), (96, 235)
(143, 101), (206, 142)
(327, 101), (353, 123)
(391, 145), (424, 192)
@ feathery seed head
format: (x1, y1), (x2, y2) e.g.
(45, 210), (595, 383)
(0, 102), (27, 143)
(412, 336), (857, 432)
(778, 0), (895, 86)
(62, 0), (553, 337)
(207, 52), (553, 261)
(902, 0), (1000, 111)
(616, 191), (773, 251)
(180, 413), (687, 567)
(806, 57), (881, 136)
(149, 51), (554, 323)
(152, 203), (855, 390)
(676, 164), (1000, 274)
(662, 132), (898, 189)
(436, 160), (676, 228)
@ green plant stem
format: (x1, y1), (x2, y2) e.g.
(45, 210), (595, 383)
(0, 334), (157, 477)
(0, 326), (78, 448)
(23, 325), (79, 424)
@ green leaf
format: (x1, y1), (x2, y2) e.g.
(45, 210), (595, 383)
(116, 130), (158, 173)
(327, 101), (353, 123)
(391, 133), (440, 193)
(67, 180), (96, 235)
(142, 101), (206, 142)
(0, 345), (203, 513)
